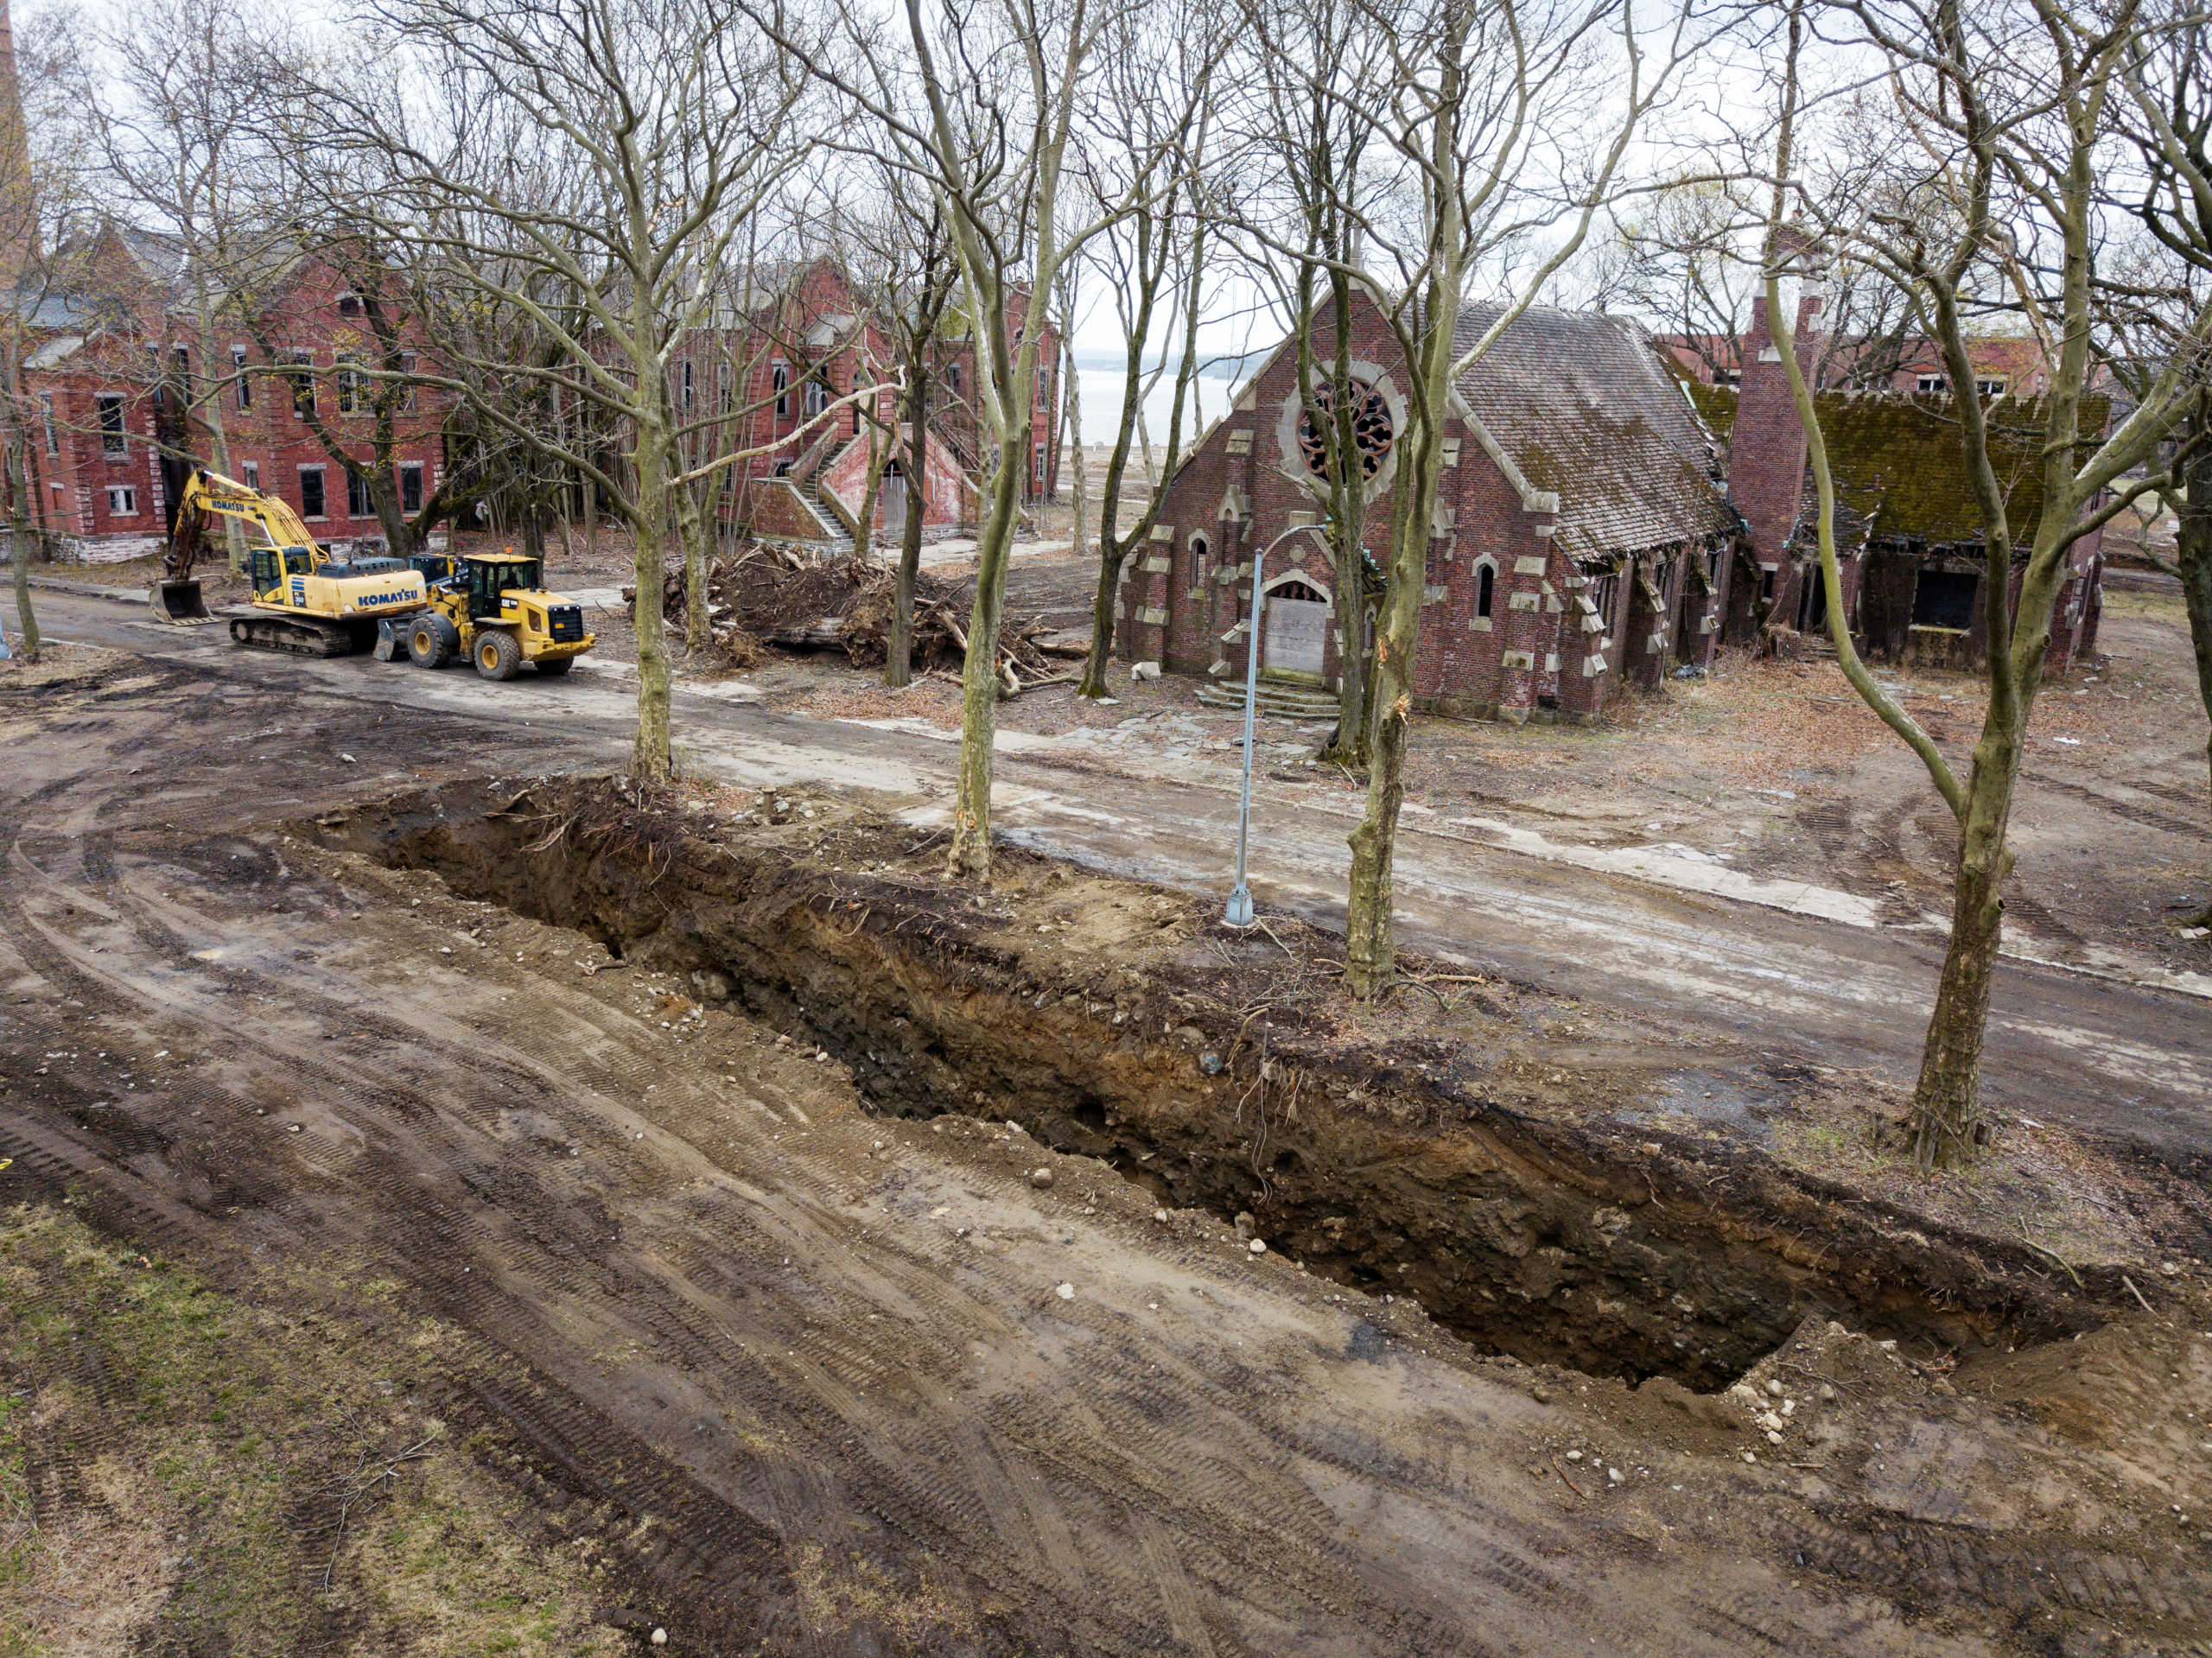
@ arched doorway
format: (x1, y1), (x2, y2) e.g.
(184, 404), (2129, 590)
(1262, 576), (1332, 683)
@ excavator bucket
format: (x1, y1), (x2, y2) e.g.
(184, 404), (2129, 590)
(149, 578), (211, 623)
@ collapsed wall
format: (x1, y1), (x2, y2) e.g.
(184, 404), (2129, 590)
(314, 776), (2101, 1389)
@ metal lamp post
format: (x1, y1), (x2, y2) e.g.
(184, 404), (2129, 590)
(1225, 524), (1325, 927)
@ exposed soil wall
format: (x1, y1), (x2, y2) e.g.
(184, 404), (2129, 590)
(315, 777), (2103, 1390)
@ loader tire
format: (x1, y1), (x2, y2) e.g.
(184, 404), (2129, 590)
(537, 657), (574, 677)
(474, 628), (522, 682)
(408, 615), (457, 668)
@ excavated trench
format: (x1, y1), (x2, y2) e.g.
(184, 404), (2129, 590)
(315, 778), (2098, 1392)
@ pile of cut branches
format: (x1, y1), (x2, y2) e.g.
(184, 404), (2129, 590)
(634, 543), (1072, 691)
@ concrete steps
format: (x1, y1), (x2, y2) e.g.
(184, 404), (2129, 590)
(1196, 678), (1340, 721)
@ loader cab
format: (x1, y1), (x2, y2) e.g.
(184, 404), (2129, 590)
(251, 545), (315, 599)
(462, 555), (543, 619)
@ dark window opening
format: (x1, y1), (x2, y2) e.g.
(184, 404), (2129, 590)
(232, 346), (252, 410)
(337, 293), (362, 317)
(1911, 569), (1979, 630)
(802, 369), (830, 419)
(772, 362), (791, 418)
(398, 354), (418, 412)
(1190, 534), (1210, 588)
(299, 467), (327, 518)
(97, 395), (126, 457)
(289, 353), (316, 419)
(336, 358), (364, 415)
(399, 462), (423, 515)
(348, 470), (373, 518)
(1296, 379), (1394, 480)
(1476, 562), (1495, 618)
(242, 461), (260, 489)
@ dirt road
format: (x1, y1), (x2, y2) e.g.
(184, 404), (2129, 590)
(26, 584), (2212, 1160)
(3, 645), (2209, 1652)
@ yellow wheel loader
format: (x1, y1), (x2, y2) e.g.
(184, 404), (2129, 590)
(160, 467), (429, 655)
(379, 550), (594, 680)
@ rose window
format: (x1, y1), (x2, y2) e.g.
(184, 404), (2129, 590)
(1297, 379), (1394, 480)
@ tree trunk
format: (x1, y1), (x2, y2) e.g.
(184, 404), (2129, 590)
(886, 375), (930, 688)
(1065, 362), (1087, 562)
(854, 419), (885, 561)
(2177, 407), (2212, 927)
(947, 433), (1024, 879)
(1343, 503), (1425, 997)
(1910, 802), (2012, 1167)
(368, 469), (416, 560)
(9, 429), (41, 663)
(677, 474), (709, 653)
(1077, 543), (1128, 699)
(1320, 277), (1370, 770)
(632, 412), (674, 778)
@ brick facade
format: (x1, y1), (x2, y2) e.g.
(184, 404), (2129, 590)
(18, 229), (446, 558)
(1121, 293), (1735, 724)
(700, 257), (1059, 548)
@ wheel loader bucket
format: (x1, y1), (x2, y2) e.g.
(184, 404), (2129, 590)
(149, 578), (211, 623)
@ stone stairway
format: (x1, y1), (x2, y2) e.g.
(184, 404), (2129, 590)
(1196, 677), (1341, 721)
(795, 478), (855, 554)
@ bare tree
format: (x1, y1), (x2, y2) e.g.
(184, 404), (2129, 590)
(327, 0), (814, 779)
(1764, 0), (2212, 1165)
(2, 1), (78, 660)
(755, 0), (1184, 878)
(2113, 0), (2212, 928)
(75, 0), (302, 576)
(1239, 0), (1707, 996)
(1072, 29), (1218, 702)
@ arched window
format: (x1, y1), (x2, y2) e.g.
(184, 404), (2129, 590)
(1189, 532), (1210, 590)
(1476, 562), (1496, 618)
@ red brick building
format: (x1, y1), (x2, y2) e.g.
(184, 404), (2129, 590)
(17, 225), (447, 559)
(698, 257), (1060, 551)
(1700, 293), (2107, 672)
(1121, 291), (1737, 724)
(1659, 324), (2059, 399)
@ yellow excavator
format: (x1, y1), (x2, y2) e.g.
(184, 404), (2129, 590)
(159, 467), (429, 655)
(159, 468), (593, 677)
(382, 549), (595, 679)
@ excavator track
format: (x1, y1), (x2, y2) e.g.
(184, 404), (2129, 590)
(227, 614), (361, 657)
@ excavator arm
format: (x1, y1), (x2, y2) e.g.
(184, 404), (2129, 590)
(157, 468), (330, 623)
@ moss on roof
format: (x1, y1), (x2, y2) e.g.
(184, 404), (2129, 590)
(1700, 385), (2107, 548)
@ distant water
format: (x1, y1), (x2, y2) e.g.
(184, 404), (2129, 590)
(1073, 368), (1246, 451)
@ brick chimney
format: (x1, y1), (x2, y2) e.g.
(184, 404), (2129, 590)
(1728, 287), (1823, 562)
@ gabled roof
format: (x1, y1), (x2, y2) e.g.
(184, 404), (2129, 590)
(1452, 302), (1737, 562)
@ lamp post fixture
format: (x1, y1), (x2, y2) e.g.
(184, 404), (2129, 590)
(1225, 524), (1326, 928)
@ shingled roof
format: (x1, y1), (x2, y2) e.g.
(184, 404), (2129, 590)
(1695, 384), (2109, 551)
(1452, 302), (1736, 562)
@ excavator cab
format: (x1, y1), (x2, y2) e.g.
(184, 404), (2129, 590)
(248, 547), (315, 601)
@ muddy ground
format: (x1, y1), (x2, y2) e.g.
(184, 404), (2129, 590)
(0, 651), (2209, 1655)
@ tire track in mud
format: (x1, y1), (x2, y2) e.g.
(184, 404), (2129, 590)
(12, 812), (2199, 1653)
(0, 829), (1688, 1655)
(2, 837), (1264, 1647)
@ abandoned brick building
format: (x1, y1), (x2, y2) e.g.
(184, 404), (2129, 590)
(711, 256), (1061, 552)
(1119, 291), (1737, 725)
(1704, 291), (2108, 671)
(1123, 283), (2107, 722)
(12, 224), (448, 560)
